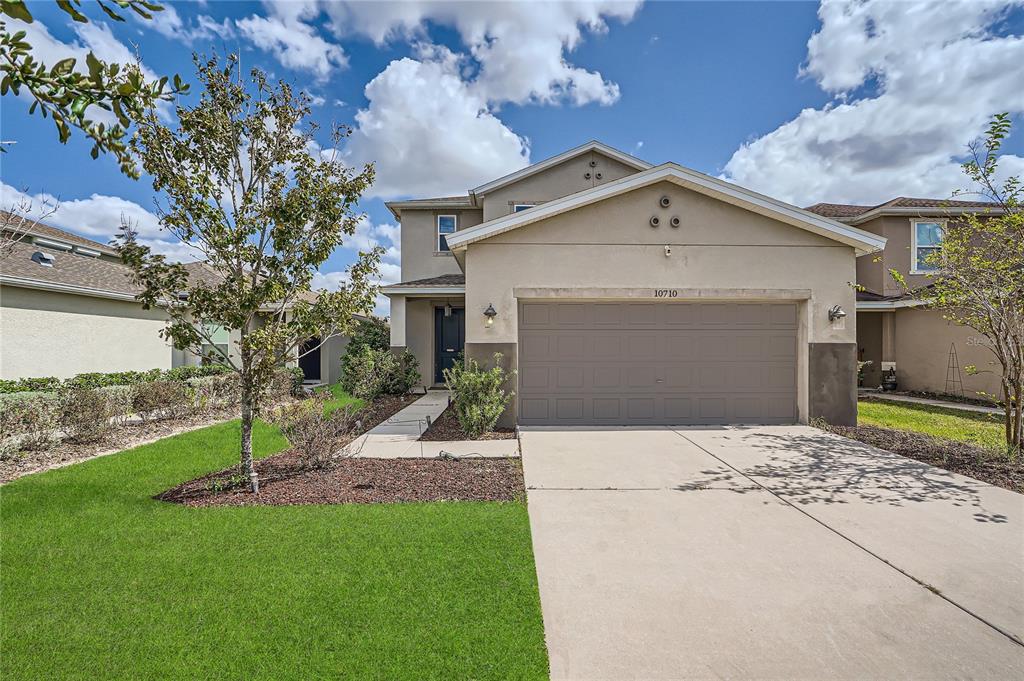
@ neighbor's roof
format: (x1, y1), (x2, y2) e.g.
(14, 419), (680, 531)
(0, 239), (141, 300)
(385, 195), (475, 219)
(0, 211), (120, 256)
(446, 163), (887, 256)
(805, 197), (1003, 224)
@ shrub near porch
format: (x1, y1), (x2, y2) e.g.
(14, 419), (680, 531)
(1, 405), (548, 679)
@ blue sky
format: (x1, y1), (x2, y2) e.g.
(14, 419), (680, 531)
(2, 1), (1023, 313)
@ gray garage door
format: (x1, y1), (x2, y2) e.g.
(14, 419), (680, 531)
(517, 301), (798, 426)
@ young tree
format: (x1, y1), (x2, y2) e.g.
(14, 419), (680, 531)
(892, 113), (1023, 451)
(119, 55), (380, 492)
(1, 194), (58, 260)
(1, 0), (188, 177)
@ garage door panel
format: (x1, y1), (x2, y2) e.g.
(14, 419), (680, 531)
(517, 302), (798, 426)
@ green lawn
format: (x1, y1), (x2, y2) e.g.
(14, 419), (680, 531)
(858, 398), (1006, 451)
(1, 400), (548, 679)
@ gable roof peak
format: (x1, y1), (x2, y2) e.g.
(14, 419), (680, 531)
(470, 140), (652, 197)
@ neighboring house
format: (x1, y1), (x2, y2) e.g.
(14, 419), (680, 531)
(805, 199), (1004, 398)
(0, 217), (348, 383)
(383, 141), (885, 427)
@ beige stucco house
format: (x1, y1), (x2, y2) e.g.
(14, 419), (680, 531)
(805, 198), (1005, 399)
(383, 141), (886, 427)
(0, 218), (348, 382)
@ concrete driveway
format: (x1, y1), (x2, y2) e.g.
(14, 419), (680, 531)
(521, 425), (1024, 680)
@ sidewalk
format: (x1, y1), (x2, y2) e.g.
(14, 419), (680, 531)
(860, 391), (1003, 415)
(344, 390), (519, 458)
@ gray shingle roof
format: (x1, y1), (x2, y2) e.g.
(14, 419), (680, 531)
(385, 274), (465, 288)
(805, 197), (1001, 219)
(0, 211), (120, 256)
(1, 240), (140, 296)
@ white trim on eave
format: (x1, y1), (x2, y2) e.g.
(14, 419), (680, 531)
(856, 299), (926, 311)
(0, 274), (141, 303)
(470, 140), (652, 198)
(846, 205), (1005, 225)
(380, 285), (466, 296)
(448, 163), (887, 256)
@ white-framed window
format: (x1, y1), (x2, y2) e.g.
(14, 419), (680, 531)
(437, 214), (456, 252)
(513, 203), (535, 213)
(911, 219), (945, 274)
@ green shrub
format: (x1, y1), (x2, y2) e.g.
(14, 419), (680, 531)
(344, 346), (420, 401)
(443, 354), (514, 439)
(58, 386), (117, 443)
(340, 317), (390, 394)
(187, 373), (242, 412)
(4, 376), (61, 393)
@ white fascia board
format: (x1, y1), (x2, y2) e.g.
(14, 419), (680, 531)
(848, 206), (1005, 225)
(470, 141), (652, 198)
(380, 285), (466, 296)
(449, 163), (887, 256)
(0, 274), (139, 302)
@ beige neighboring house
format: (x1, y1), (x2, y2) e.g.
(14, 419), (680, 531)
(805, 198), (1004, 399)
(383, 141), (886, 427)
(0, 218), (348, 383)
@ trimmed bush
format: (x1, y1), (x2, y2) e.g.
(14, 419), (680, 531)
(132, 381), (194, 422)
(272, 393), (359, 469)
(443, 354), (514, 439)
(0, 394), (59, 458)
(58, 386), (118, 443)
(344, 346), (420, 401)
(0, 365), (232, 394)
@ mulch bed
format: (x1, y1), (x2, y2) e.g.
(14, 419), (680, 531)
(158, 393), (524, 506)
(159, 455), (524, 506)
(823, 423), (1023, 493)
(419, 405), (517, 441)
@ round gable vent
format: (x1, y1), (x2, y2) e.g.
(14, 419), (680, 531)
(659, 195), (671, 208)
(649, 216), (661, 228)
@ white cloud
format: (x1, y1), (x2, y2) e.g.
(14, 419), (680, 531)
(147, 4), (235, 42)
(325, 1), (641, 106)
(0, 182), (201, 262)
(237, 1), (347, 81)
(314, 215), (403, 315)
(343, 56), (530, 198)
(721, 0), (1024, 206)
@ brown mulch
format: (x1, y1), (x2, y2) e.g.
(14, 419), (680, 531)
(419, 405), (517, 441)
(158, 454), (524, 506)
(157, 392), (523, 506)
(0, 407), (242, 484)
(824, 423), (1023, 493)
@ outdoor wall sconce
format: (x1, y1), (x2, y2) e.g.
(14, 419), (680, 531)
(827, 305), (847, 322)
(484, 303), (497, 327)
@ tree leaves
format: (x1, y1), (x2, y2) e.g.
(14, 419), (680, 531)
(0, 1), (189, 178)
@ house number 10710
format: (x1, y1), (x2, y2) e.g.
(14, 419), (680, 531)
(653, 289), (678, 298)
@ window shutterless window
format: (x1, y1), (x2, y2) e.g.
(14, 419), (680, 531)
(911, 220), (944, 273)
(513, 204), (534, 213)
(437, 215), (457, 252)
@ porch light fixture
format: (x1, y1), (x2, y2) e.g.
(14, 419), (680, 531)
(828, 305), (847, 322)
(444, 302), (452, 317)
(483, 303), (497, 327)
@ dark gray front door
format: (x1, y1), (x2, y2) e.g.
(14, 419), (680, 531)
(434, 307), (465, 384)
(298, 337), (321, 381)
(517, 301), (798, 426)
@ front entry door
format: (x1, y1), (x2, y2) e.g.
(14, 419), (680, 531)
(434, 307), (465, 384)
(298, 337), (321, 381)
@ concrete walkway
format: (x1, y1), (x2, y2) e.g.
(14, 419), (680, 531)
(861, 391), (1003, 415)
(522, 426), (1024, 680)
(343, 390), (519, 458)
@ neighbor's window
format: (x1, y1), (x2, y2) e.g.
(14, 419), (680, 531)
(200, 324), (230, 363)
(437, 214), (456, 252)
(513, 203), (534, 213)
(912, 220), (944, 273)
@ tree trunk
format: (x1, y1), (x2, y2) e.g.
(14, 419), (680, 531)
(240, 379), (258, 494)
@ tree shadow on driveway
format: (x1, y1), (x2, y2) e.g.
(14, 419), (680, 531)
(673, 428), (1010, 524)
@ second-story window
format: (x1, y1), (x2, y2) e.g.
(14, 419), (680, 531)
(513, 204), (534, 212)
(437, 215), (457, 252)
(912, 220), (944, 273)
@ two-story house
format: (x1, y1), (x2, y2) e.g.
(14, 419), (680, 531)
(382, 141), (885, 427)
(805, 199), (1004, 399)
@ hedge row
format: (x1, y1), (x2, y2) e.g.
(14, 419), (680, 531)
(1, 367), (305, 457)
(0, 365), (232, 394)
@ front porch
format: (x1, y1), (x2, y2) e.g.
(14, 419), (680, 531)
(382, 274), (466, 390)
